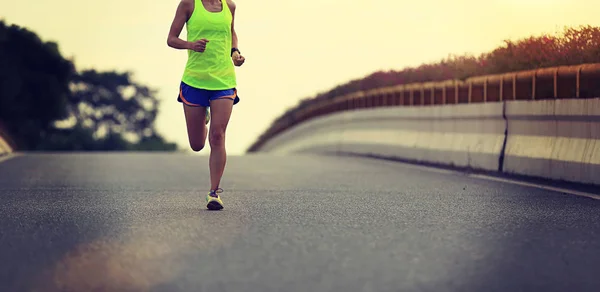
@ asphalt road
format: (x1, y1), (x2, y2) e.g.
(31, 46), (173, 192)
(1, 152), (599, 292)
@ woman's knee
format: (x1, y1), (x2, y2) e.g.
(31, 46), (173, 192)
(209, 129), (225, 147)
(190, 141), (205, 152)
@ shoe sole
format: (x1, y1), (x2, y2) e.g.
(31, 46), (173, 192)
(207, 201), (223, 210)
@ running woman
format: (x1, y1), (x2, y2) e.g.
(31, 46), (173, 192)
(167, 0), (245, 210)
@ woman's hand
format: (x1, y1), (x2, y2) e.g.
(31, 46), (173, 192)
(232, 51), (245, 66)
(189, 39), (209, 53)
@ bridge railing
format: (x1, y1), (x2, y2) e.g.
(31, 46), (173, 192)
(248, 63), (600, 152)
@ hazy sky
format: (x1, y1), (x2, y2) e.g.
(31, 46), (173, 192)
(1, 0), (599, 155)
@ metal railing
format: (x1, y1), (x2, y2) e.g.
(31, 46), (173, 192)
(248, 63), (600, 152)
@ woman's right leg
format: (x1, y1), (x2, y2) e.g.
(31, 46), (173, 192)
(183, 104), (208, 152)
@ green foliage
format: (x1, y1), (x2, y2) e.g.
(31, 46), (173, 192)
(0, 21), (177, 151)
(69, 70), (160, 142)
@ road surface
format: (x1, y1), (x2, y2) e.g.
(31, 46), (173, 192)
(1, 153), (599, 292)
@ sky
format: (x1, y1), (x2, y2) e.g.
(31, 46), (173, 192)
(1, 0), (599, 155)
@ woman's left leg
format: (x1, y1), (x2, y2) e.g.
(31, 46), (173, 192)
(208, 98), (234, 192)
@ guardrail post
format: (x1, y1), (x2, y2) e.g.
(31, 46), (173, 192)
(430, 87), (435, 105)
(400, 90), (405, 106)
(442, 85), (447, 105)
(499, 77), (504, 101)
(576, 66), (581, 98)
(553, 68), (558, 98)
(484, 78), (488, 102)
(468, 81), (472, 103)
(532, 71), (537, 100)
(512, 74), (516, 100)
(454, 82), (459, 104)
(399, 91), (403, 106)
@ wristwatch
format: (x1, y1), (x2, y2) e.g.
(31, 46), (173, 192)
(231, 48), (241, 56)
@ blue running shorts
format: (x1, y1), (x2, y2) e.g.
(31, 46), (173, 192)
(177, 81), (240, 107)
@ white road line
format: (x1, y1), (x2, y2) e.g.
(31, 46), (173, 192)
(347, 154), (460, 175)
(380, 157), (600, 201)
(391, 161), (460, 175)
(365, 155), (600, 200)
(468, 174), (600, 201)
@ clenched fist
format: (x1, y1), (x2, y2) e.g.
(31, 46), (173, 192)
(232, 51), (245, 67)
(189, 39), (209, 53)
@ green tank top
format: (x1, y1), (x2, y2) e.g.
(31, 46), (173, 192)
(182, 0), (236, 90)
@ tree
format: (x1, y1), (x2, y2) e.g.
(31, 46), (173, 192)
(41, 69), (178, 151)
(67, 70), (162, 144)
(0, 20), (74, 149)
(0, 21), (177, 151)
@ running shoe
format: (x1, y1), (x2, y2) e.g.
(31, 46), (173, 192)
(206, 188), (224, 210)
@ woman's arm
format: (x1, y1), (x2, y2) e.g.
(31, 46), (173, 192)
(227, 0), (245, 66)
(228, 0), (238, 49)
(167, 0), (193, 50)
(168, 0), (209, 52)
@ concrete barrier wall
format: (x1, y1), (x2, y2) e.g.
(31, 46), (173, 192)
(257, 98), (600, 186)
(259, 103), (506, 172)
(0, 136), (13, 157)
(252, 64), (600, 186)
(0, 123), (14, 157)
(259, 112), (347, 155)
(503, 98), (600, 185)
